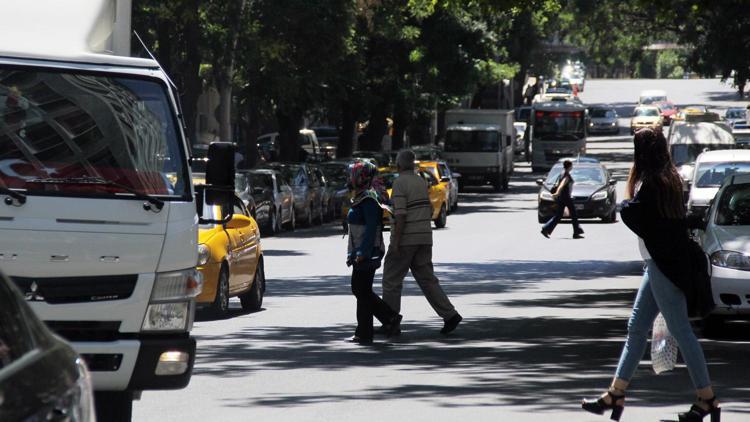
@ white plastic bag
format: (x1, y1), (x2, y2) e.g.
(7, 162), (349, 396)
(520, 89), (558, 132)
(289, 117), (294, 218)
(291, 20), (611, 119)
(651, 313), (679, 374)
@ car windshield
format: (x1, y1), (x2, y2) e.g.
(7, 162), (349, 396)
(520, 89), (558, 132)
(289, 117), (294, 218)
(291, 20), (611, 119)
(533, 110), (585, 138)
(716, 183), (750, 225)
(635, 108), (659, 117)
(640, 96), (666, 104)
(695, 162), (750, 187)
(726, 110), (745, 119)
(545, 165), (605, 186)
(671, 144), (728, 166)
(0, 69), (188, 198)
(445, 130), (499, 152)
(249, 173), (272, 190)
(590, 108), (615, 118)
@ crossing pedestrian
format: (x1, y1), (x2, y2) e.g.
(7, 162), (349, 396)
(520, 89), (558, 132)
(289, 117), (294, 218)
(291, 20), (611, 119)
(541, 159), (584, 239)
(380, 149), (462, 335)
(346, 161), (402, 345)
(582, 128), (719, 422)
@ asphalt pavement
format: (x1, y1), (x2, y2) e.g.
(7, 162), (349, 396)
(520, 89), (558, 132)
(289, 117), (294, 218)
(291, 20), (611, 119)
(134, 79), (750, 422)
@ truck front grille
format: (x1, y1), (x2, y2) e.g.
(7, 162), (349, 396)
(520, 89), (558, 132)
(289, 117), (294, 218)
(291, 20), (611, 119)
(45, 320), (123, 342)
(12, 274), (137, 304)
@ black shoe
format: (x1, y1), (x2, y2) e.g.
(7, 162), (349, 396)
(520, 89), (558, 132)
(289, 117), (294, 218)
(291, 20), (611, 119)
(441, 313), (462, 335)
(541, 229), (550, 238)
(573, 233), (584, 239)
(678, 396), (720, 422)
(347, 335), (373, 345)
(386, 314), (403, 337)
(582, 390), (625, 421)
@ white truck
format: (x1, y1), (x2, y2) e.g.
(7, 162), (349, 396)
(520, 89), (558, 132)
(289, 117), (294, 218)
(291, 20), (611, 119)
(0, 1), (236, 419)
(443, 109), (515, 192)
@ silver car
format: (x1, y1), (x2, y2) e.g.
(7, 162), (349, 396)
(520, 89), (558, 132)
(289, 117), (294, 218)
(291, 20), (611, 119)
(587, 106), (620, 135)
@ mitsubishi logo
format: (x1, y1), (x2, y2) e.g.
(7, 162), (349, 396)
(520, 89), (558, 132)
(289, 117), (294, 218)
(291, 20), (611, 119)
(24, 282), (45, 302)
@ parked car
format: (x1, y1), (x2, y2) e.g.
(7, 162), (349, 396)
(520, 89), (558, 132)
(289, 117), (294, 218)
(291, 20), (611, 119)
(312, 126), (339, 158)
(630, 105), (663, 134)
(197, 195), (265, 318)
(263, 163), (325, 227)
(688, 150), (750, 215)
(690, 173), (750, 333)
(311, 165), (336, 221)
(237, 169), (295, 234)
(418, 160), (460, 212)
(0, 270), (96, 422)
(257, 130), (322, 162)
(587, 105), (620, 135)
(319, 160), (353, 221)
(536, 158), (617, 223)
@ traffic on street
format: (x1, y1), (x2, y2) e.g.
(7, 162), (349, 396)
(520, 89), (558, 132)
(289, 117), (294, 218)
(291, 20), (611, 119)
(1, 1), (750, 422)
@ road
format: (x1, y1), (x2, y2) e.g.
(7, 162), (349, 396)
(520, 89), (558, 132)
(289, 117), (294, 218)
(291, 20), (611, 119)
(134, 79), (749, 422)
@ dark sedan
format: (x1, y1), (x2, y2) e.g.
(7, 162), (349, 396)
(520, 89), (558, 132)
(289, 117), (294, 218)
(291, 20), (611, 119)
(236, 169), (295, 234)
(536, 160), (617, 223)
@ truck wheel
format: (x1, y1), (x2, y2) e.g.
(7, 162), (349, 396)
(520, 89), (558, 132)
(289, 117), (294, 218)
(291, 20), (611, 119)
(208, 267), (230, 318)
(240, 259), (265, 311)
(434, 204), (447, 229)
(95, 392), (133, 422)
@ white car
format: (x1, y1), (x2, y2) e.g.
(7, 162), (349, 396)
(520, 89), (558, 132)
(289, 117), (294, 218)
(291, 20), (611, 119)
(638, 89), (667, 105)
(693, 174), (750, 332)
(688, 150), (750, 214)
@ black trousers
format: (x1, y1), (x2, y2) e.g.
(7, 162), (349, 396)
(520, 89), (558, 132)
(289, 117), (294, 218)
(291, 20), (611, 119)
(543, 194), (582, 234)
(351, 264), (397, 340)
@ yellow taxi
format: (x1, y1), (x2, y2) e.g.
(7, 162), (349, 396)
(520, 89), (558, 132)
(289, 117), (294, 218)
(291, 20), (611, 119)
(417, 160), (457, 212)
(196, 194), (265, 317)
(630, 105), (663, 134)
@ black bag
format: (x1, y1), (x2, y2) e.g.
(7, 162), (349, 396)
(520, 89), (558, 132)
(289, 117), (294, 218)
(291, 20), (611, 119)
(550, 174), (562, 195)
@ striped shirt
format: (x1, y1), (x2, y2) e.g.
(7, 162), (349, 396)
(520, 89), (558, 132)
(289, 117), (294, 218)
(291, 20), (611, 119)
(391, 171), (433, 246)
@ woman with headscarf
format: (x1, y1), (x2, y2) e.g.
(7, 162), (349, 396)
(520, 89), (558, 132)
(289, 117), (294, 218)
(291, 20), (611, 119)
(582, 128), (718, 422)
(346, 161), (402, 345)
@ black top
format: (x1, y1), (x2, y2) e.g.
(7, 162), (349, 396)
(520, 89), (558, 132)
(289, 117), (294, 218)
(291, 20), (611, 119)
(620, 182), (714, 318)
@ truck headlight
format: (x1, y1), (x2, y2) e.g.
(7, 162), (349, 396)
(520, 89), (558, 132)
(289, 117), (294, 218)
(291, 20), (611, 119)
(540, 190), (554, 201)
(142, 302), (190, 331)
(151, 269), (203, 302)
(591, 190), (608, 201)
(197, 244), (210, 266)
(711, 250), (750, 271)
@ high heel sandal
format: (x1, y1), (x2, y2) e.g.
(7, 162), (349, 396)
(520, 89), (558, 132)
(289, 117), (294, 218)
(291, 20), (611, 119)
(582, 389), (625, 421)
(678, 396), (720, 422)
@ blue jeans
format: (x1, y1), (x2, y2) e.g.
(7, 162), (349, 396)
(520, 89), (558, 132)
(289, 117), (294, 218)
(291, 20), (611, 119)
(614, 260), (711, 389)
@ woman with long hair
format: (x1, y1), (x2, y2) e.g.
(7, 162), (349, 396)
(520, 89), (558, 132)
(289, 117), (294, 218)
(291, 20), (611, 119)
(582, 128), (719, 421)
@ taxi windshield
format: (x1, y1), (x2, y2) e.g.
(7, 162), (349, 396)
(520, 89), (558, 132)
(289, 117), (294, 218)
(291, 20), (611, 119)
(0, 68), (188, 199)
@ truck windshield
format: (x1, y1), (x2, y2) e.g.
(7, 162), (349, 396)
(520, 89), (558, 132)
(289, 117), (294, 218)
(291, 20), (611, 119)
(0, 68), (188, 199)
(533, 111), (584, 139)
(445, 130), (499, 152)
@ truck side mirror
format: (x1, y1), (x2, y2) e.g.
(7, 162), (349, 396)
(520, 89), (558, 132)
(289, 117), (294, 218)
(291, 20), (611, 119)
(205, 142), (236, 206)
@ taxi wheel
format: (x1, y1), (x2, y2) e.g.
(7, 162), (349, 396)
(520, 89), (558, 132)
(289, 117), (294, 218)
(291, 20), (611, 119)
(208, 267), (230, 318)
(240, 259), (265, 311)
(434, 204), (447, 229)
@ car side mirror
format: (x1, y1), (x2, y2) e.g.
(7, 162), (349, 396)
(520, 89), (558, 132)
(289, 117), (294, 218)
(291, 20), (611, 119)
(204, 142), (236, 207)
(535, 179), (544, 186)
(608, 179), (617, 186)
(226, 214), (253, 230)
(686, 209), (708, 231)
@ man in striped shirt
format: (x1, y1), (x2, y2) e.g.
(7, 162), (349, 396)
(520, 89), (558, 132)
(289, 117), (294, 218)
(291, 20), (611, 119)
(381, 149), (462, 335)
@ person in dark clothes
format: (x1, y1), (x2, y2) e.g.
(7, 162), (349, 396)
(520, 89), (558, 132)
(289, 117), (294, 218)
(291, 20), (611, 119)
(582, 128), (719, 422)
(346, 161), (402, 345)
(541, 159), (584, 239)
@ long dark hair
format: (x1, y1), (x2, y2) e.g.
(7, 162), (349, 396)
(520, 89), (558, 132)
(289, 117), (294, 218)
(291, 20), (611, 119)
(626, 128), (685, 219)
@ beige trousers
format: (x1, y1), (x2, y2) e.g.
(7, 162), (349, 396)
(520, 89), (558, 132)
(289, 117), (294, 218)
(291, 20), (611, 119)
(381, 244), (457, 320)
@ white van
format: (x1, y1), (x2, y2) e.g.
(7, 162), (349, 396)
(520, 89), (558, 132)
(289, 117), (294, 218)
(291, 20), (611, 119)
(668, 120), (735, 192)
(638, 89), (667, 105)
(0, 1), (236, 419)
(689, 150), (750, 214)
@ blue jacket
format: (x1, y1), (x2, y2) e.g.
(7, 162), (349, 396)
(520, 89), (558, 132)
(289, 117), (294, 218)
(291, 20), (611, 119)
(347, 196), (384, 261)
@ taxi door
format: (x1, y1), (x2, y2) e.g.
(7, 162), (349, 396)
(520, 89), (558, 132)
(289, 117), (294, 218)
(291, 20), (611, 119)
(233, 198), (260, 294)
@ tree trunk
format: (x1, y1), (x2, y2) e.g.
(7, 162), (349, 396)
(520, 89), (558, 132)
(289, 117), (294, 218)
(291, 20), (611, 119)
(241, 99), (261, 168)
(217, 79), (233, 142)
(392, 105), (409, 151)
(276, 109), (303, 162)
(365, 102), (388, 151)
(338, 101), (357, 158)
(180, 0), (202, 145)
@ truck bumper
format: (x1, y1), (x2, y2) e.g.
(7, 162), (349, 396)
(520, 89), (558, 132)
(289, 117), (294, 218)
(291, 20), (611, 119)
(75, 336), (196, 392)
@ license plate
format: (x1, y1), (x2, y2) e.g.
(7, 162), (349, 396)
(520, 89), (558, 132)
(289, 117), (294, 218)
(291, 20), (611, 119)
(575, 204), (585, 210)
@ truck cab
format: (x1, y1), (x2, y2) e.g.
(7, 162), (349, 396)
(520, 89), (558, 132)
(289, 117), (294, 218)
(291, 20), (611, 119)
(443, 109), (514, 192)
(530, 100), (588, 172)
